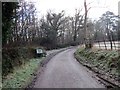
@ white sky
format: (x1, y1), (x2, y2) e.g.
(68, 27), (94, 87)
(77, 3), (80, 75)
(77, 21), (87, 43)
(26, 0), (119, 20)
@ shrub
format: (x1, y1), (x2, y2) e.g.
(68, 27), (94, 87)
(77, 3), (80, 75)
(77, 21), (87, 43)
(2, 47), (36, 77)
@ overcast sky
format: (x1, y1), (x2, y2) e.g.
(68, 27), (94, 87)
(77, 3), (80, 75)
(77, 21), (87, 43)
(26, 0), (119, 20)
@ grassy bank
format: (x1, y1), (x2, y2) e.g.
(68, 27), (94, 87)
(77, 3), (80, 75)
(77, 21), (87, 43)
(2, 58), (43, 88)
(74, 48), (120, 87)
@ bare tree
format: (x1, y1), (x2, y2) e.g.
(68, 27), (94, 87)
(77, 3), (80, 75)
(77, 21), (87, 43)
(84, 0), (92, 49)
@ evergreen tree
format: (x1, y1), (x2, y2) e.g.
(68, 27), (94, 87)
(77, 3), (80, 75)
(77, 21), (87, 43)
(2, 2), (19, 46)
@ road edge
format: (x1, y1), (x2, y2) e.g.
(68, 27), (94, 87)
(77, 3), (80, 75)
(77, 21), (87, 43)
(26, 46), (74, 89)
(74, 51), (120, 89)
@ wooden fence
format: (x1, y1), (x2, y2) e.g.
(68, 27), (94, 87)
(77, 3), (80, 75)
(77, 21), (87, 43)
(93, 41), (120, 50)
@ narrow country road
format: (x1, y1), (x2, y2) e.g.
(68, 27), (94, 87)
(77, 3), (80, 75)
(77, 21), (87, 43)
(33, 48), (105, 88)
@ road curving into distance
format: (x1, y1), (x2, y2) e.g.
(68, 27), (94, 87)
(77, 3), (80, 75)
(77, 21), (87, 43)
(33, 47), (105, 88)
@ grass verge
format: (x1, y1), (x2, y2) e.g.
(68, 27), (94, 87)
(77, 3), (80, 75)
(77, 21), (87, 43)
(2, 58), (43, 88)
(74, 47), (120, 87)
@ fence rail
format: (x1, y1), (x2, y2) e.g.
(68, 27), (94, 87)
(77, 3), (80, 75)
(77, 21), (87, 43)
(93, 41), (120, 50)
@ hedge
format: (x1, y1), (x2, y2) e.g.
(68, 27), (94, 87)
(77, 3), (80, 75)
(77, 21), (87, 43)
(2, 47), (36, 77)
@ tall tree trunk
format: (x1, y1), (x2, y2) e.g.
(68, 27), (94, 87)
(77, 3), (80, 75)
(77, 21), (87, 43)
(100, 29), (107, 50)
(84, 0), (89, 49)
(106, 22), (112, 50)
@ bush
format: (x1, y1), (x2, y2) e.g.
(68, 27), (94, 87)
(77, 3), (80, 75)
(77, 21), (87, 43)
(2, 47), (36, 77)
(56, 44), (70, 49)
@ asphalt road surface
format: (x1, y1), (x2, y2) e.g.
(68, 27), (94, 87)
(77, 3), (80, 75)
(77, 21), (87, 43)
(34, 48), (105, 88)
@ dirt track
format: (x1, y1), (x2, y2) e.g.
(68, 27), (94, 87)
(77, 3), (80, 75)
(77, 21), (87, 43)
(33, 48), (105, 88)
